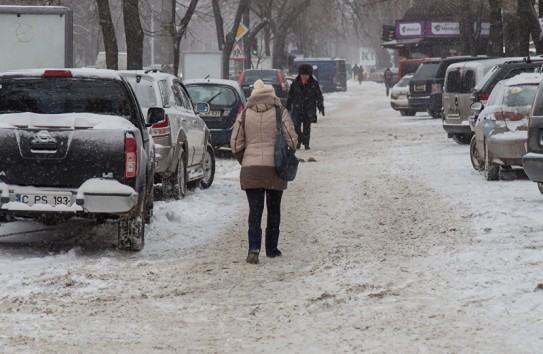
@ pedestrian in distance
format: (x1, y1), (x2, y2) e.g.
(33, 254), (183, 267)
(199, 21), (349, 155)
(230, 79), (298, 265)
(358, 65), (365, 85)
(384, 67), (393, 96)
(286, 63), (324, 150)
(352, 63), (359, 81)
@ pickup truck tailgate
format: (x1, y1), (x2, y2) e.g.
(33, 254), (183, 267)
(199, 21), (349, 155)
(0, 127), (126, 188)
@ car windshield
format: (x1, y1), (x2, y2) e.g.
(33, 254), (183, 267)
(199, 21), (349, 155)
(186, 85), (238, 106)
(123, 76), (158, 108)
(0, 77), (131, 116)
(503, 85), (538, 107)
(413, 62), (439, 79)
(242, 70), (280, 84)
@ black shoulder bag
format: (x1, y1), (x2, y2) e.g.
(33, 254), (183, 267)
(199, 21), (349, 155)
(274, 106), (299, 181)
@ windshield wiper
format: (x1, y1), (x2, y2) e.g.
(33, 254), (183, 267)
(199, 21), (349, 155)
(207, 91), (222, 104)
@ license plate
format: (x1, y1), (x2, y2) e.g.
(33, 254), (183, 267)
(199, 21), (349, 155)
(414, 84), (426, 91)
(206, 110), (223, 117)
(15, 193), (72, 206)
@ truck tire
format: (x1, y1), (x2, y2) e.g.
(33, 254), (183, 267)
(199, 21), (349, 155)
(118, 214), (145, 251)
(143, 185), (154, 224)
(163, 152), (186, 200)
(484, 142), (500, 181)
(470, 135), (484, 171)
(452, 133), (471, 145)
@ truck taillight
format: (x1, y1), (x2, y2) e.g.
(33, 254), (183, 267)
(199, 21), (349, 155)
(278, 72), (288, 94)
(150, 114), (171, 138)
(125, 134), (138, 178)
(431, 83), (442, 94)
(43, 70), (72, 77)
(477, 92), (490, 103)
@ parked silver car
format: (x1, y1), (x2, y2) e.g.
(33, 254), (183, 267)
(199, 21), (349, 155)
(390, 74), (419, 116)
(119, 70), (215, 198)
(470, 73), (542, 180)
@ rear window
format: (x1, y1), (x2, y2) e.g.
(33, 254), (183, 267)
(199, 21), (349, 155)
(413, 62), (439, 79)
(445, 70), (461, 93)
(0, 77), (131, 116)
(478, 65), (540, 93)
(186, 84), (238, 106)
(504, 85), (538, 108)
(124, 76), (158, 108)
(397, 75), (412, 87)
(242, 70), (280, 84)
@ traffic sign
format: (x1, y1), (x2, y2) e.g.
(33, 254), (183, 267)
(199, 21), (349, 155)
(235, 23), (249, 41)
(230, 42), (246, 60)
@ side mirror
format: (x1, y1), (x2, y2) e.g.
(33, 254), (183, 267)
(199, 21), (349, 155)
(195, 102), (210, 114)
(470, 102), (484, 112)
(147, 107), (165, 125)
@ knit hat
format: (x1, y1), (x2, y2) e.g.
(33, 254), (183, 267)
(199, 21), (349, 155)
(298, 64), (313, 75)
(251, 79), (275, 97)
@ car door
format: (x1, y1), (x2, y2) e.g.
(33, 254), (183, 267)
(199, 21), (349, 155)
(443, 67), (462, 122)
(172, 80), (204, 166)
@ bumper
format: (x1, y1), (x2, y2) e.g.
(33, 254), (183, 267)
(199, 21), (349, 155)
(154, 143), (173, 173)
(523, 152), (543, 182)
(210, 127), (234, 147)
(409, 94), (441, 111)
(390, 98), (408, 111)
(0, 179), (138, 216)
(487, 133), (527, 167)
(442, 121), (472, 135)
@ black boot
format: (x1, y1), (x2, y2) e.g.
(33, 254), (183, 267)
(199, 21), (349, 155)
(265, 228), (282, 258)
(246, 226), (262, 264)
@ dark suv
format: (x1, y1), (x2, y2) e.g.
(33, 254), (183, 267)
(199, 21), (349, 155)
(238, 69), (289, 107)
(408, 56), (492, 118)
(523, 76), (543, 194)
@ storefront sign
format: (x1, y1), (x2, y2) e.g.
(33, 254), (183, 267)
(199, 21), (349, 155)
(396, 21), (423, 38)
(427, 21), (459, 37)
(395, 20), (490, 39)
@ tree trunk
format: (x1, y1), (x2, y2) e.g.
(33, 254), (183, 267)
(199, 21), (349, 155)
(96, 0), (118, 69)
(487, 0), (503, 56)
(173, 0), (199, 78)
(220, 0), (250, 79)
(123, 0), (144, 69)
(211, 0), (225, 51)
(502, 0), (519, 56)
(519, 0), (543, 54)
(161, 0), (175, 74)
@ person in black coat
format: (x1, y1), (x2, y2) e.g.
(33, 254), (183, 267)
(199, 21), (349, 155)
(286, 64), (324, 150)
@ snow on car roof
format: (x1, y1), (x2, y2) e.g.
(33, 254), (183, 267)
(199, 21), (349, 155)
(0, 68), (124, 80)
(503, 72), (543, 86)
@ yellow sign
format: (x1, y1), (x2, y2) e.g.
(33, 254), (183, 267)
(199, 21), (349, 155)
(235, 23), (248, 41)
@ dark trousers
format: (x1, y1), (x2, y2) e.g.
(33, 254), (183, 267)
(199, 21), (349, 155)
(245, 188), (283, 230)
(294, 116), (311, 146)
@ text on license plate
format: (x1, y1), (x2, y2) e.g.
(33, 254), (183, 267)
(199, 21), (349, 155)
(414, 85), (426, 91)
(15, 193), (72, 206)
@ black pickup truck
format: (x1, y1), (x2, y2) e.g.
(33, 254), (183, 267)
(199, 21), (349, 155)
(0, 68), (158, 251)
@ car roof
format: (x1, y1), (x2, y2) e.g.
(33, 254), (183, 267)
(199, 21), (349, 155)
(117, 69), (176, 81)
(183, 78), (244, 96)
(502, 72), (543, 86)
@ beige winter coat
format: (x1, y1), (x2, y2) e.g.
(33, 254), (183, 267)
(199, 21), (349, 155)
(230, 93), (298, 190)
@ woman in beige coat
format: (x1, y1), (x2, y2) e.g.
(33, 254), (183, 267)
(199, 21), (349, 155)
(230, 79), (298, 264)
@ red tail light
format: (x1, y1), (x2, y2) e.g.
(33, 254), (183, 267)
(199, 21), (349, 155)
(150, 114), (171, 138)
(491, 111), (524, 121)
(125, 134), (138, 178)
(43, 70), (72, 77)
(238, 71), (246, 85)
(431, 83), (442, 94)
(278, 72), (288, 94)
(477, 92), (490, 102)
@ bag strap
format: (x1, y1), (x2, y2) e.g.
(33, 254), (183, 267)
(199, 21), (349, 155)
(275, 106), (282, 134)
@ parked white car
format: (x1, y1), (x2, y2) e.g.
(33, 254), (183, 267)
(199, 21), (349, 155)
(119, 70), (215, 199)
(390, 74), (418, 116)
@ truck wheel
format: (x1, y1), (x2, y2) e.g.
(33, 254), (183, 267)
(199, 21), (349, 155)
(484, 142), (500, 181)
(143, 186), (154, 224)
(470, 135), (484, 172)
(118, 214), (145, 251)
(452, 133), (471, 145)
(400, 110), (408, 116)
(427, 109), (442, 119)
(199, 145), (216, 189)
(163, 152), (186, 200)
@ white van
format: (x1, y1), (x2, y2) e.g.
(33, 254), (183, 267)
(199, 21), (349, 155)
(442, 57), (524, 144)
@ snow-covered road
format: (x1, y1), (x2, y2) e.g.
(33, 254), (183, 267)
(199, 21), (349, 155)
(1, 81), (543, 353)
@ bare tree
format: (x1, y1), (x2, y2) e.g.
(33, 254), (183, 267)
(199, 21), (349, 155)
(173, 0), (199, 76)
(487, 0), (503, 56)
(96, 0), (119, 69)
(211, 0), (250, 78)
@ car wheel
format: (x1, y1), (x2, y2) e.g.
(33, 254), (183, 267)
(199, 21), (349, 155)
(118, 206), (145, 252)
(427, 109), (442, 119)
(452, 133), (472, 145)
(400, 110), (408, 116)
(470, 135), (484, 172)
(484, 142), (500, 181)
(163, 151), (187, 200)
(407, 109), (416, 116)
(537, 183), (543, 195)
(199, 145), (216, 189)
